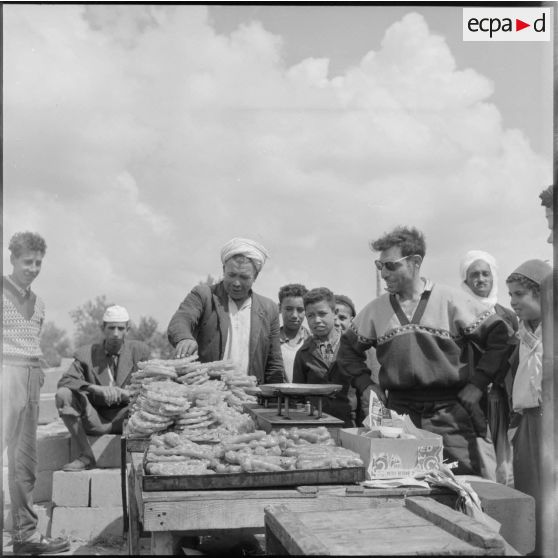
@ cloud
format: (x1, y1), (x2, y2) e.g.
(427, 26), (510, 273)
(3, 5), (551, 336)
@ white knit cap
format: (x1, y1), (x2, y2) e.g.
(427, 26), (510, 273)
(220, 237), (270, 272)
(102, 305), (130, 323)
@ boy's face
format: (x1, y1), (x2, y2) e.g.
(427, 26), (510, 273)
(305, 300), (336, 339)
(10, 250), (44, 289)
(280, 296), (305, 334)
(508, 281), (541, 322)
(334, 303), (353, 333)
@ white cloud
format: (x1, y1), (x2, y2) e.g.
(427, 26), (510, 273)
(3, 5), (551, 337)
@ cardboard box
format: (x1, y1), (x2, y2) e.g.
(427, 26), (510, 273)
(339, 425), (443, 480)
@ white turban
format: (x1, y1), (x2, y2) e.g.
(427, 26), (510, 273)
(459, 250), (498, 308)
(220, 237), (270, 273)
(102, 305), (130, 323)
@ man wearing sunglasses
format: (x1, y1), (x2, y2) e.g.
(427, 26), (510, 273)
(335, 226), (510, 476)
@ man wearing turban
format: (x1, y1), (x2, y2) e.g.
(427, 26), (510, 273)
(56, 305), (151, 471)
(460, 250), (518, 485)
(167, 237), (285, 384)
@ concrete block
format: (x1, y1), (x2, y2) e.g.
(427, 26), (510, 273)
(37, 418), (68, 439)
(90, 469), (122, 508)
(51, 470), (91, 507)
(41, 368), (65, 393)
(469, 480), (535, 555)
(38, 393), (59, 425)
(50, 507), (123, 541)
(33, 470), (53, 503)
(71, 434), (122, 468)
(37, 432), (71, 472)
(4, 502), (52, 536)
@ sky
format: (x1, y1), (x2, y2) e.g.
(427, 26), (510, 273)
(3, 3), (554, 341)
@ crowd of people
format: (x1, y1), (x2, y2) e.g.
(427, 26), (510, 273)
(1, 184), (553, 555)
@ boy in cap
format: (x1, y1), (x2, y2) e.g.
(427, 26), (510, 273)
(3, 232), (71, 554)
(168, 237), (285, 384)
(506, 259), (552, 554)
(56, 305), (151, 471)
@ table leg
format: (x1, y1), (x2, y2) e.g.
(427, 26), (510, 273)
(317, 398), (323, 418)
(151, 532), (176, 555)
(277, 394), (283, 416)
(126, 463), (140, 556)
(121, 436), (128, 535)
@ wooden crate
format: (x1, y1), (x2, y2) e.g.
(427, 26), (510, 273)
(143, 466), (365, 491)
(265, 496), (510, 555)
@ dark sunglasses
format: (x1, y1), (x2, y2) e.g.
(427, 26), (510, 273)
(374, 255), (415, 271)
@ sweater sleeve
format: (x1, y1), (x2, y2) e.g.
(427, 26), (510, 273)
(336, 328), (376, 394)
(167, 285), (207, 347)
(453, 300), (511, 390)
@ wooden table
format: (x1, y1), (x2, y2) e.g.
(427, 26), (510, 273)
(126, 452), (458, 555)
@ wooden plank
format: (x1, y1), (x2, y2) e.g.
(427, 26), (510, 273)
(299, 507), (429, 533)
(141, 494), (393, 532)
(126, 463), (141, 556)
(406, 496), (505, 551)
(265, 505), (331, 556)
(142, 466), (364, 491)
(321, 525), (490, 556)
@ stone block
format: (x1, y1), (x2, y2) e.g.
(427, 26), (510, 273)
(51, 470), (91, 507)
(469, 480), (535, 555)
(33, 470), (54, 503)
(38, 393), (59, 425)
(36, 432), (71, 472)
(71, 434), (122, 468)
(90, 469), (122, 508)
(41, 368), (64, 394)
(50, 507), (123, 541)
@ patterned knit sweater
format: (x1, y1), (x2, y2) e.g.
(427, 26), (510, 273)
(337, 280), (510, 398)
(3, 277), (45, 362)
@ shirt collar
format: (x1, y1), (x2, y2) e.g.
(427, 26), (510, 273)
(5, 275), (31, 299)
(280, 324), (310, 345)
(228, 295), (252, 312)
(313, 327), (340, 348)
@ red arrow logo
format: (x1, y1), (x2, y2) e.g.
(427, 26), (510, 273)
(516, 19), (530, 31)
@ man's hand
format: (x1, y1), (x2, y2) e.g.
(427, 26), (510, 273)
(361, 384), (387, 411)
(88, 385), (127, 406)
(458, 383), (483, 409)
(175, 339), (198, 358)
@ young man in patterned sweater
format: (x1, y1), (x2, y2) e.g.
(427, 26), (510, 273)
(2, 232), (70, 554)
(335, 226), (510, 475)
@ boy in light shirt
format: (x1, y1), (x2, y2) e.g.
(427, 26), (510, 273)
(506, 258), (551, 556)
(278, 283), (309, 382)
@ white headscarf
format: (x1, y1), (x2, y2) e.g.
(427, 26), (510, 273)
(220, 237), (270, 273)
(459, 250), (499, 308)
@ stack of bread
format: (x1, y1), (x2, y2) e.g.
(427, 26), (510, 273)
(144, 427), (364, 475)
(127, 358), (257, 439)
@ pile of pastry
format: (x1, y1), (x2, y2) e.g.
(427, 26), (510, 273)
(127, 358), (257, 439)
(144, 427), (364, 475)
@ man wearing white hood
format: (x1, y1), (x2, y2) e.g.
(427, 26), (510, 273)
(168, 237), (285, 384)
(460, 250), (518, 485)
